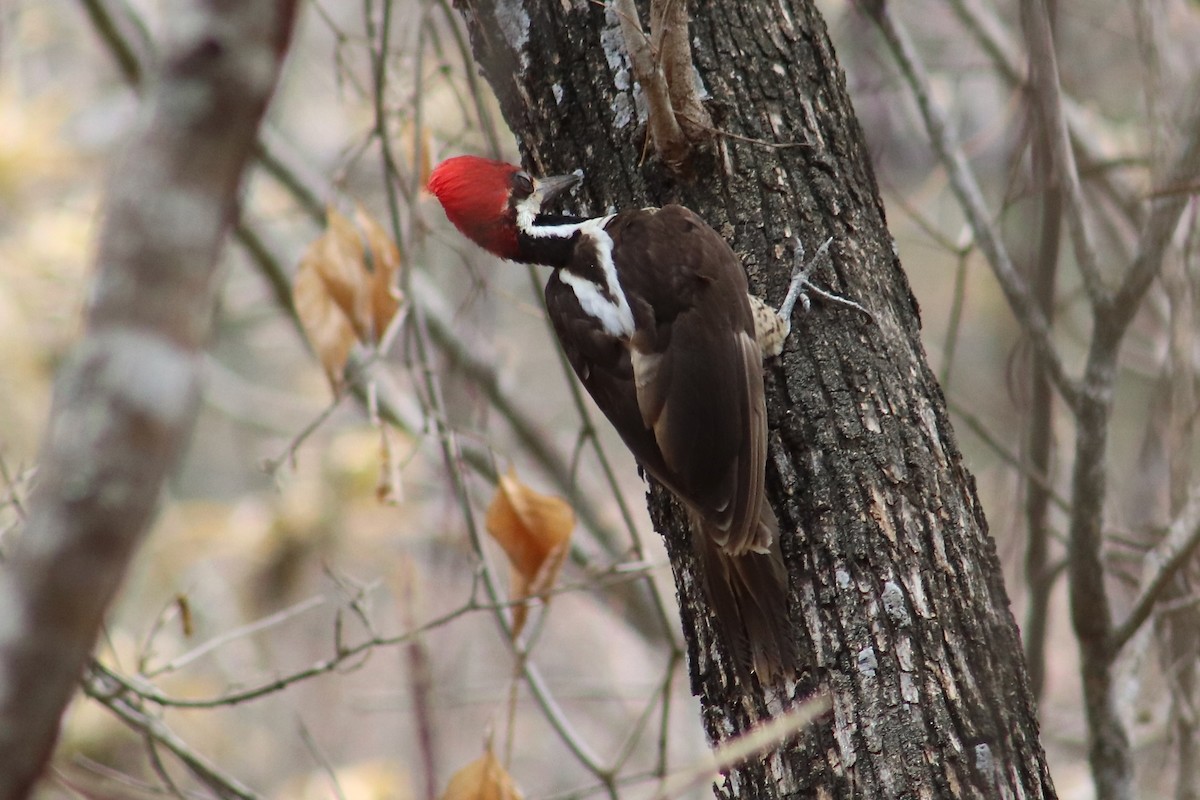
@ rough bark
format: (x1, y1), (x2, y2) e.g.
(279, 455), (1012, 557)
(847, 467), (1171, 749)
(0, 3), (297, 796)
(453, 1), (1056, 797)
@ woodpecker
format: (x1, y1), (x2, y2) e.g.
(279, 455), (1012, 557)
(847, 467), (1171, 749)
(428, 155), (824, 682)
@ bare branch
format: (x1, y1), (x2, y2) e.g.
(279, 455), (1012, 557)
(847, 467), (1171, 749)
(1110, 91), (1200, 332)
(1020, 0), (1108, 308)
(860, 0), (1081, 410)
(949, 401), (1070, 515)
(947, 0), (1145, 230)
(1110, 481), (1200, 655)
(649, 693), (832, 800)
(82, 666), (263, 800)
(614, 0), (692, 171)
(0, 3), (297, 795)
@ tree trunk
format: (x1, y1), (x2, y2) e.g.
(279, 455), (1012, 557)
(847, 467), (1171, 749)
(0, 3), (297, 796)
(452, 1), (1057, 796)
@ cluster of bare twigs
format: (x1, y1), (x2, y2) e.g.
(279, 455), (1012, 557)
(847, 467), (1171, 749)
(855, 0), (1200, 797)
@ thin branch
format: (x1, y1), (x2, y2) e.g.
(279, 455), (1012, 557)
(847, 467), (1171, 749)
(1019, 11), (1066, 699)
(0, 449), (28, 523)
(1110, 91), (1200, 333)
(77, 0), (146, 85)
(145, 594), (327, 678)
(82, 668), (263, 800)
(1020, 0), (1108, 308)
(1110, 480), (1200, 655)
(613, 0), (692, 171)
(860, 0), (1081, 410)
(946, 0), (1145, 230)
(948, 401), (1070, 515)
(649, 693), (832, 800)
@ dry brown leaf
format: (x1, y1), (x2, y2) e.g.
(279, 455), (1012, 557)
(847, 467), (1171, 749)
(354, 203), (403, 340)
(293, 204), (407, 390)
(315, 207), (374, 342)
(293, 245), (357, 390)
(484, 468), (574, 636)
(440, 751), (523, 800)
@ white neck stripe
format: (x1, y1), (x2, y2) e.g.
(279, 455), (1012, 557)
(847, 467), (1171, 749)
(522, 212), (633, 338)
(514, 194), (633, 337)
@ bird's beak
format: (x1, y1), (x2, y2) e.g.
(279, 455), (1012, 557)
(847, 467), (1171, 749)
(537, 170), (583, 205)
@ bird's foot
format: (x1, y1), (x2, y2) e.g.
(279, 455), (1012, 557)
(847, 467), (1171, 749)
(754, 236), (871, 358)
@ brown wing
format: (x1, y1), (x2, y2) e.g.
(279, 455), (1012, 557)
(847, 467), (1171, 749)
(545, 206), (772, 556)
(544, 270), (673, 486)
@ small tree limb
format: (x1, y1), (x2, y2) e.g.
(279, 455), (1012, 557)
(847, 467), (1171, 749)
(614, 0), (711, 172)
(0, 2), (297, 795)
(1110, 481), (1200, 655)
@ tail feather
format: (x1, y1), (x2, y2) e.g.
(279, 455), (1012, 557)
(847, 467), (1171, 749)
(694, 501), (795, 684)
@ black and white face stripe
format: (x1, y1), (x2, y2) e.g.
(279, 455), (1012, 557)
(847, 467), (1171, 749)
(514, 186), (635, 339)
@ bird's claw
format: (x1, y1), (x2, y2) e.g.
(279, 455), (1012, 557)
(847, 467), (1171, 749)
(778, 236), (870, 323)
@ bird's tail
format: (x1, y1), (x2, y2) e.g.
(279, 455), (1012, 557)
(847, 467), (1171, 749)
(694, 503), (795, 684)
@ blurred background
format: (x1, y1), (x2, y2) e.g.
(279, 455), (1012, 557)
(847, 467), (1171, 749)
(1, 0), (1197, 797)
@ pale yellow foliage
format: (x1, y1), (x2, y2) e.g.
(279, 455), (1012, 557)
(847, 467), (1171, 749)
(441, 751), (523, 800)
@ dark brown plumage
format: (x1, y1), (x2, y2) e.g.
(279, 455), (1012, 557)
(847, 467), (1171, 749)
(429, 157), (794, 681)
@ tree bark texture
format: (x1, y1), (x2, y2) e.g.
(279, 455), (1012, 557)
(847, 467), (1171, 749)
(0, 3), (296, 797)
(453, 1), (1056, 797)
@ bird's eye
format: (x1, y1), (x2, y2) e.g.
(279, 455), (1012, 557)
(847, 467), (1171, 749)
(512, 173), (534, 197)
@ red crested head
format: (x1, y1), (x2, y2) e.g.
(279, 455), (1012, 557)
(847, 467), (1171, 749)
(428, 156), (584, 265)
(427, 156), (523, 260)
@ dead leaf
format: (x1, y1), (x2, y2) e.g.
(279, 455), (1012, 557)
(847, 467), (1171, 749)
(440, 751), (523, 800)
(293, 205), (406, 391)
(484, 469), (574, 637)
(316, 207), (374, 342)
(293, 245), (357, 390)
(354, 204), (403, 339)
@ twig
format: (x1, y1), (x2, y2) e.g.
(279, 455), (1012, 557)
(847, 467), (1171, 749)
(1110, 480), (1200, 655)
(948, 401), (1070, 515)
(648, 693), (832, 800)
(297, 718), (347, 800)
(77, 0), (146, 85)
(609, 656), (680, 775)
(146, 594), (328, 678)
(861, 0), (1080, 411)
(1109, 91), (1200, 332)
(0, 449), (28, 522)
(1020, 0), (1107, 308)
(261, 390), (349, 477)
(613, 0), (693, 171)
(82, 667), (264, 800)
(940, 250), (970, 391)
(397, 561), (439, 800)
(945, 0), (1144, 230)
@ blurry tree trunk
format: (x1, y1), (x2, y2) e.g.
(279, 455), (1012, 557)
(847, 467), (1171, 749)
(452, 1), (1056, 797)
(0, 3), (296, 797)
